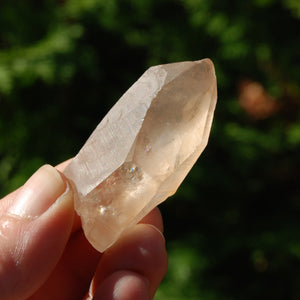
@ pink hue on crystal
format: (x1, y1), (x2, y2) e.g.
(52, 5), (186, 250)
(64, 59), (217, 252)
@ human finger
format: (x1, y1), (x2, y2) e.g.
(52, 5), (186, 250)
(55, 158), (82, 234)
(139, 207), (164, 233)
(55, 158), (73, 172)
(0, 165), (74, 300)
(29, 229), (101, 300)
(89, 223), (168, 299)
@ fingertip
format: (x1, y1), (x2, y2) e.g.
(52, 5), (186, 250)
(8, 164), (68, 219)
(0, 164), (75, 299)
(55, 158), (73, 172)
(139, 207), (164, 234)
(91, 223), (168, 299)
(92, 271), (150, 300)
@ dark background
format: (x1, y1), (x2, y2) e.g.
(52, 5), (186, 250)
(1, 1), (300, 299)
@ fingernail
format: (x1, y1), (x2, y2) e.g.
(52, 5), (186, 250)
(8, 165), (67, 219)
(113, 272), (150, 300)
(146, 224), (165, 241)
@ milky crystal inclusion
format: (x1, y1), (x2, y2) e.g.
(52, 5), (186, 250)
(64, 59), (217, 252)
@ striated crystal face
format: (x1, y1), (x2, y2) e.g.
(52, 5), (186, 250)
(63, 58), (217, 252)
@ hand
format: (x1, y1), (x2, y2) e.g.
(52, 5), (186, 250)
(0, 162), (168, 300)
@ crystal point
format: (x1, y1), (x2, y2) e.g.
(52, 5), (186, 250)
(64, 58), (217, 252)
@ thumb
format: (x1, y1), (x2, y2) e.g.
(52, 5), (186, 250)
(0, 165), (74, 300)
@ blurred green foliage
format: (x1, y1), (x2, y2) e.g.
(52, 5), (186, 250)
(1, 0), (300, 299)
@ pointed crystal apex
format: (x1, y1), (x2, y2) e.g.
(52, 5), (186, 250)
(64, 58), (217, 252)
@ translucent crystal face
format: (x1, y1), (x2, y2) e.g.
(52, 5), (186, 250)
(64, 58), (217, 252)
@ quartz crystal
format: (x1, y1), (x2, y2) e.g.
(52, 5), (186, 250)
(64, 58), (217, 252)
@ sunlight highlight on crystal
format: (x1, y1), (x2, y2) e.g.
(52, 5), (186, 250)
(64, 59), (218, 252)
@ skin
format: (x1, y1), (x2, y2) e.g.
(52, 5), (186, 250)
(0, 160), (168, 300)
